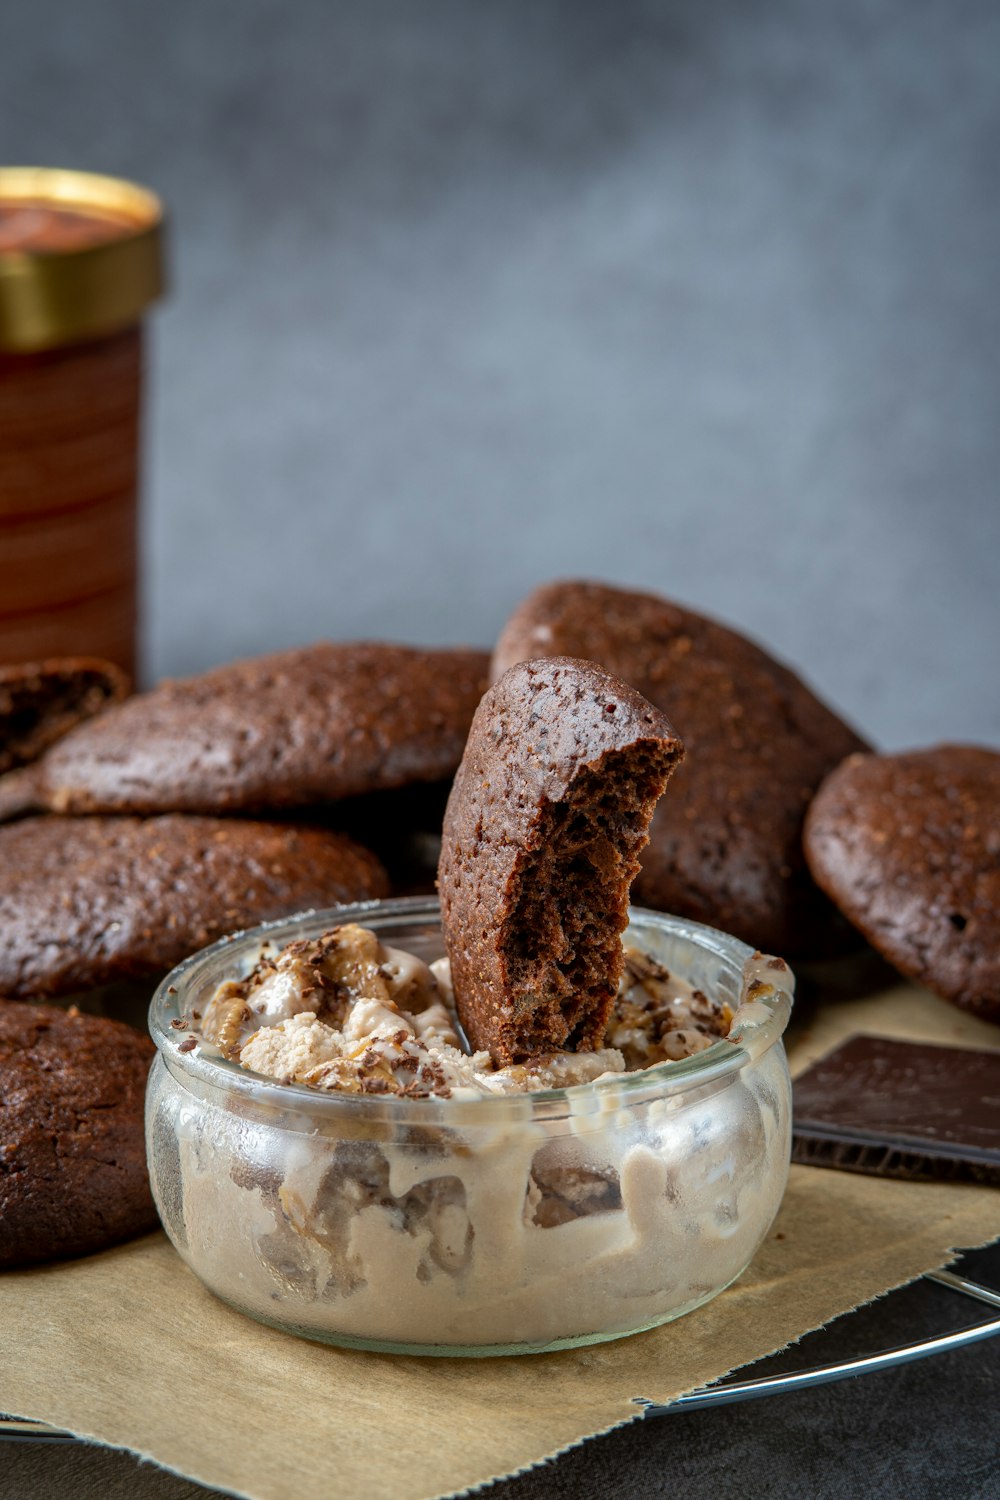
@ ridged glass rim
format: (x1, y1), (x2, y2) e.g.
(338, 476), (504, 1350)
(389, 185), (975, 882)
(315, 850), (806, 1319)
(148, 896), (793, 1125)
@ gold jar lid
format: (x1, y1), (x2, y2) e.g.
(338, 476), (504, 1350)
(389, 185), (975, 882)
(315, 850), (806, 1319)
(0, 167), (165, 353)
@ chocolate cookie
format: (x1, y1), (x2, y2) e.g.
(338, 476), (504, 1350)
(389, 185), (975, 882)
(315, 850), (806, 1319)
(0, 1002), (157, 1267)
(438, 657), (684, 1066)
(804, 746), (1000, 1022)
(0, 643), (488, 821)
(0, 814), (389, 999)
(0, 656), (128, 776)
(493, 581), (869, 956)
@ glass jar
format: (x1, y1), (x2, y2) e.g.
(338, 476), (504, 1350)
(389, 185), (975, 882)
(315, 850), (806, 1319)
(0, 168), (165, 676)
(147, 898), (793, 1357)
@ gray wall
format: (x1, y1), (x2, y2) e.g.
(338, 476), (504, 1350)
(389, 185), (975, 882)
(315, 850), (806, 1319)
(4, 0), (998, 748)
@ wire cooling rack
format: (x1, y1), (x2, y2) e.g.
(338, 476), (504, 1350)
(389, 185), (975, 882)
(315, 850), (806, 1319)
(643, 1265), (1000, 1415)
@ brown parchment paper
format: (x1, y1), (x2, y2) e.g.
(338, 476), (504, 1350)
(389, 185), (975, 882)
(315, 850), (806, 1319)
(3, 979), (999, 1500)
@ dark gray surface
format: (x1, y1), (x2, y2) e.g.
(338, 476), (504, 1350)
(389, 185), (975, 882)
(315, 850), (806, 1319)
(3, 0), (999, 747)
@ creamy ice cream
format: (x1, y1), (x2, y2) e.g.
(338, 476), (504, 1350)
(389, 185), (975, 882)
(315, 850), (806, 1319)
(197, 922), (733, 1097)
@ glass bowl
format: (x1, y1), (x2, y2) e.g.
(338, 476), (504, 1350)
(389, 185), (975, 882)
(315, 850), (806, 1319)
(146, 897), (793, 1357)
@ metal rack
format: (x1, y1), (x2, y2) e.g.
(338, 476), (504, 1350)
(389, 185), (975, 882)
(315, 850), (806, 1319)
(643, 1268), (1000, 1416)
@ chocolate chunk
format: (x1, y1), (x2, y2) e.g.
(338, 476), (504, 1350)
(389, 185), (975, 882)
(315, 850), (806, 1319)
(792, 1035), (1000, 1185)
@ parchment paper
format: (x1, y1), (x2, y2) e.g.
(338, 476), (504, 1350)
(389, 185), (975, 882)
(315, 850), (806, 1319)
(3, 979), (999, 1500)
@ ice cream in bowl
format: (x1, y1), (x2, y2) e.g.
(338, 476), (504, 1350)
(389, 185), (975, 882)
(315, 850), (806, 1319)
(145, 658), (794, 1355)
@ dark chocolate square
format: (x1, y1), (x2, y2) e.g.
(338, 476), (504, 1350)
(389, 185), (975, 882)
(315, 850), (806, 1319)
(792, 1034), (1000, 1185)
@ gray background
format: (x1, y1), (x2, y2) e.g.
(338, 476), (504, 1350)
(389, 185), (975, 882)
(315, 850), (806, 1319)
(3, 0), (998, 749)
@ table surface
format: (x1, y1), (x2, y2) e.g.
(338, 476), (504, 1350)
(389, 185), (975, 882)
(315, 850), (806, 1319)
(6, 1241), (999, 1500)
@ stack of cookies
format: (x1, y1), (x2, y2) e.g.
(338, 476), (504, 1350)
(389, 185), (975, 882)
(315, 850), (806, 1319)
(0, 643), (489, 1266)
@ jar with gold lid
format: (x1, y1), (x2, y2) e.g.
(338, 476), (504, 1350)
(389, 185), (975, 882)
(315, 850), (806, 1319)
(0, 167), (166, 677)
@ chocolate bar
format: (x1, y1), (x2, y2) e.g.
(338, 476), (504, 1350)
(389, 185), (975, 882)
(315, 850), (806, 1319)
(792, 1034), (1000, 1185)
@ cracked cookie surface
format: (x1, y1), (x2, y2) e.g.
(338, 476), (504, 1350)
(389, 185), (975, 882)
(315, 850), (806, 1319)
(804, 744), (1000, 1021)
(0, 1001), (157, 1267)
(438, 655), (684, 1065)
(0, 814), (388, 999)
(0, 642), (489, 820)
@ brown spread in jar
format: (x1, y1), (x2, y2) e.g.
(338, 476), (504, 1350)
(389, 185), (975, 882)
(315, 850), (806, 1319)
(0, 200), (139, 254)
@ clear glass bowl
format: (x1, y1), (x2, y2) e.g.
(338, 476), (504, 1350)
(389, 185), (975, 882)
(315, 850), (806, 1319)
(146, 897), (793, 1357)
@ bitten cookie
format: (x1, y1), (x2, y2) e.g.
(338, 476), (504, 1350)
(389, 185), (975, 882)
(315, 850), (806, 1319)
(493, 580), (869, 956)
(0, 656), (128, 776)
(0, 1002), (157, 1267)
(804, 745), (1000, 1022)
(438, 656), (684, 1065)
(0, 643), (488, 820)
(325, 779), (454, 897)
(0, 815), (389, 999)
